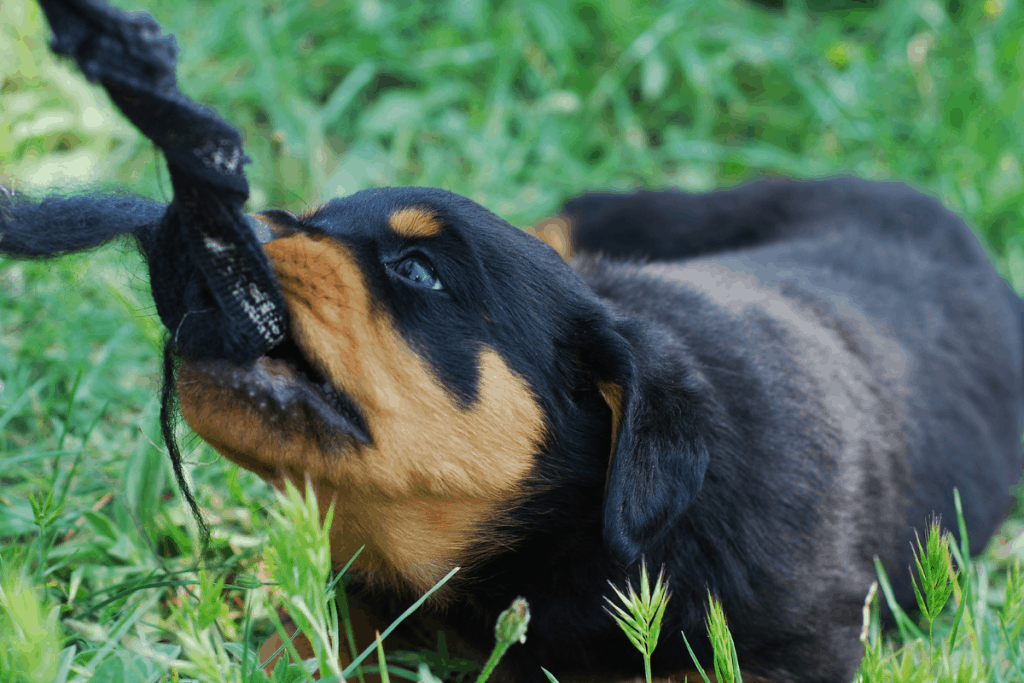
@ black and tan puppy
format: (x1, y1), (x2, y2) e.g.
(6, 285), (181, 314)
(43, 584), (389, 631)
(177, 178), (1024, 682)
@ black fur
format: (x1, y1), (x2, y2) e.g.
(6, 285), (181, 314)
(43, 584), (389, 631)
(291, 179), (1023, 682)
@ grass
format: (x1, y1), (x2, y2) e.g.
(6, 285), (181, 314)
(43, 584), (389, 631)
(2, 0), (1024, 680)
(588, 490), (1024, 683)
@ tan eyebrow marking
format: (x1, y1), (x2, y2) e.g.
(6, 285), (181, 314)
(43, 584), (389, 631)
(526, 214), (574, 261)
(390, 207), (443, 238)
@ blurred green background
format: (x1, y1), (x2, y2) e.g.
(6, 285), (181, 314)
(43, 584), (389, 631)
(3, 0), (1024, 264)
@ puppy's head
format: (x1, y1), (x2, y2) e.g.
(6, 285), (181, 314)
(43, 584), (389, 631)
(178, 187), (711, 593)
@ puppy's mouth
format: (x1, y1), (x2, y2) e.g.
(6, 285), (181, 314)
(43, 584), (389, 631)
(187, 338), (371, 445)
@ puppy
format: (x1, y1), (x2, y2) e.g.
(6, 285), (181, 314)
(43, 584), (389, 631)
(177, 178), (1024, 682)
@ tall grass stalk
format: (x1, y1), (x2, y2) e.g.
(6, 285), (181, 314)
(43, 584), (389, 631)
(910, 519), (959, 651)
(264, 478), (343, 681)
(680, 593), (742, 683)
(604, 559), (671, 683)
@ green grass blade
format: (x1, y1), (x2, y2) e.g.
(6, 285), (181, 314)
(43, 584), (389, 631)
(343, 566), (459, 677)
(679, 629), (714, 683)
(953, 488), (972, 577)
(376, 632), (391, 683)
(872, 556), (925, 642)
(55, 366), (84, 452)
(541, 667), (561, 683)
(0, 378), (47, 432)
(946, 569), (969, 651)
(998, 614), (1024, 681)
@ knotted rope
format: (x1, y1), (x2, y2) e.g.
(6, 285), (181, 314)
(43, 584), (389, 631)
(1, 0), (290, 543)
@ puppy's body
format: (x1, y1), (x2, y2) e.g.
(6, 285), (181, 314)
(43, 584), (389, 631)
(527, 179), (1024, 680)
(178, 178), (1023, 683)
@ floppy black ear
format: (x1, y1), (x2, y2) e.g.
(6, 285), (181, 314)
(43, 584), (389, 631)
(587, 319), (713, 567)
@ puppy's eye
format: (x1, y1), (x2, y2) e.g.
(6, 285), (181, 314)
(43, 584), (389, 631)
(392, 256), (444, 291)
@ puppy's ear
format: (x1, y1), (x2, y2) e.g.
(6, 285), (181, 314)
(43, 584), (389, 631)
(585, 319), (712, 567)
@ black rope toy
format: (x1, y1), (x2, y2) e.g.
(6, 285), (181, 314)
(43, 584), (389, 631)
(1, 0), (291, 543)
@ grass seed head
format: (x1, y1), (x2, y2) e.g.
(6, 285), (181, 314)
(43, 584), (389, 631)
(910, 518), (959, 624)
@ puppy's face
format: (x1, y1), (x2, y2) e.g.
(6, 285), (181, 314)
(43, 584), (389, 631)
(177, 187), (588, 591)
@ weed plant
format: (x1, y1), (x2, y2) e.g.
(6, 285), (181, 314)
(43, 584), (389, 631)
(2, 0), (1024, 681)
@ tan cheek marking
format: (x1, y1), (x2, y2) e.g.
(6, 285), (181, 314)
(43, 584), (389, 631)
(254, 234), (545, 592)
(526, 215), (574, 261)
(389, 207), (442, 238)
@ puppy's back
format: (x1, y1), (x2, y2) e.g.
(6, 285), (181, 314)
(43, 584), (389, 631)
(567, 178), (1024, 611)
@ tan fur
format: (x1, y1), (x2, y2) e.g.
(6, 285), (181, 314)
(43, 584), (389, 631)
(598, 381), (624, 458)
(389, 207), (442, 238)
(179, 233), (545, 594)
(526, 215), (574, 261)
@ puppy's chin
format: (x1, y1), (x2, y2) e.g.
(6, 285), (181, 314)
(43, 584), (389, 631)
(182, 355), (368, 442)
(176, 351), (546, 595)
